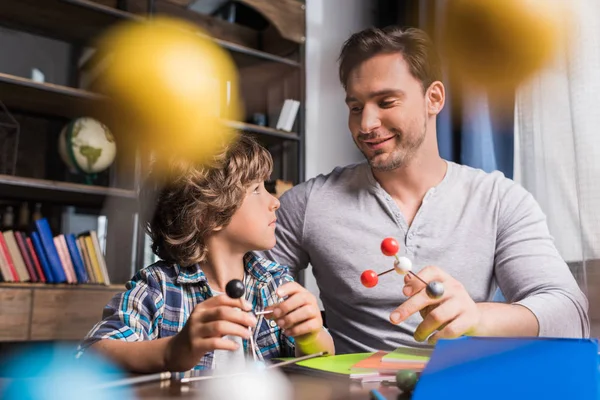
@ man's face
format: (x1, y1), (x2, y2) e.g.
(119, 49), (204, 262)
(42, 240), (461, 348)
(345, 53), (428, 171)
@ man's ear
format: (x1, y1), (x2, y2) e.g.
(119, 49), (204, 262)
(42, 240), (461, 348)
(426, 81), (445, 116)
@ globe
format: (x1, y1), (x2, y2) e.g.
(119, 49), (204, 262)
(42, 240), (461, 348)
(58, 117), (117, 176)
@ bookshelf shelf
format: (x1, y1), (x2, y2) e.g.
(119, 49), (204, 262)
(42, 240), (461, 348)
(0, 72), (300, 140)
(0, 72), (103, 119)
(0, 174), (137, 207)
(0, 282), (125, 291)
(225, 120), (300, 141)
(0, 0), (300, 68)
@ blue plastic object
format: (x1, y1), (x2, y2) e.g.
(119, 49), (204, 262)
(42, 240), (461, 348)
(413, 336), (599, 400)
(0, 343), (134, 400)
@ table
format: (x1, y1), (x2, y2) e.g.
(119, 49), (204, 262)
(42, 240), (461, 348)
(132, 371), (409, 400)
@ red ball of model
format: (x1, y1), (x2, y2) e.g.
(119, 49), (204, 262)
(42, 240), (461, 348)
(361, 270), (378, 288)
(381, 237), (399, 256)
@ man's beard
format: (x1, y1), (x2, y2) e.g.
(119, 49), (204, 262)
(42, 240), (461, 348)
(362, 122), (427, 172)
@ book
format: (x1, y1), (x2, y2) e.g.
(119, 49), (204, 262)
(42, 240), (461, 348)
(34, 218), (67, 283)
(413, 337), (599, 400)
(380, 346), (432, 364)
(351, 351), (427, 374)
(276, 353), (374, 379)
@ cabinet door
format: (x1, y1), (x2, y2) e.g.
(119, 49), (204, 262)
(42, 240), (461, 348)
(30, 288), (120, 341)
(0, 288), (32, 341)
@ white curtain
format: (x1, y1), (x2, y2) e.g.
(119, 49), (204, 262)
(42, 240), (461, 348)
(514, 0), (600, 331)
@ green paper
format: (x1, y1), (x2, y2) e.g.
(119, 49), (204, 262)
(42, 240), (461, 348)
(294, 353), (374, 375)
(381, 346), (432, 363)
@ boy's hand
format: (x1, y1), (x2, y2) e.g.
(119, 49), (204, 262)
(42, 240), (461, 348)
(164, 295), (257, 371)
(269, 282), (323, 338)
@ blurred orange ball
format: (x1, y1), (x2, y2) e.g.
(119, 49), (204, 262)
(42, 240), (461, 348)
(91, 16), (242, 168)
(442, 0), (567, 91)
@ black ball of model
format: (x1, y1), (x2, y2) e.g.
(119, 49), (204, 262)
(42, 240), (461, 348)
(426, 281), (444, 299)
(225, 279), (245, 299)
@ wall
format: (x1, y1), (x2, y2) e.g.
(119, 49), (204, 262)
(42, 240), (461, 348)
(303, 0), (375, 307)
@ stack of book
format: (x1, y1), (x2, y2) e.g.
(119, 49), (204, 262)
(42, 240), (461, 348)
(277, 346), (432, 384)
(348, 348), (431, 383)
(0, 217), (110, 285)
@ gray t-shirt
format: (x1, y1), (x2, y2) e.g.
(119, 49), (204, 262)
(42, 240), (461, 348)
(260, 160), (589, 353)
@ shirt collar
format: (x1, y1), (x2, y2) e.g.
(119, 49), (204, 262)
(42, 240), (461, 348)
(175, 252), (271, 285)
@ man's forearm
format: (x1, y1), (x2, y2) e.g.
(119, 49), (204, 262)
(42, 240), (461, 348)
(476, 303), (539, 337)
(89, 337), (172, 374)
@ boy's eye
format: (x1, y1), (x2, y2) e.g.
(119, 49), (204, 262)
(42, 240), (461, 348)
(253, 185), (261, 193)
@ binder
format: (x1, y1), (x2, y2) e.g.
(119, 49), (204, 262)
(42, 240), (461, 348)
(412, 336), (599, 400)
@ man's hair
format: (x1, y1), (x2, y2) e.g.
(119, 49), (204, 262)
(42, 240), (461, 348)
(338, 26), (443, 92)
(140, 135), (273, 267)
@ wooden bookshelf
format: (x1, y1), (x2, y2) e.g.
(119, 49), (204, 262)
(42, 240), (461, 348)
(0, 0), (306, 342)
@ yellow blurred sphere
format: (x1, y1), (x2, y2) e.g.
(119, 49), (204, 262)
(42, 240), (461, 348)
(442, 0), (567, 91)
(92, 17), (242, 168)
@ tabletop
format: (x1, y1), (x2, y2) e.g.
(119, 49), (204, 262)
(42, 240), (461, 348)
(132, 371), (409, 400)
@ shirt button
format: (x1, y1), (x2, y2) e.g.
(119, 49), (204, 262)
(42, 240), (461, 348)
(269, 320), (277, 328)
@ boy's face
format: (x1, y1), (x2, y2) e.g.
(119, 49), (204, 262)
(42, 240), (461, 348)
(219, 180), (280, 252)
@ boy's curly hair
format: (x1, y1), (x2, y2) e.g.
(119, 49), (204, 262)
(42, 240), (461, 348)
(139, 135), (273, 267)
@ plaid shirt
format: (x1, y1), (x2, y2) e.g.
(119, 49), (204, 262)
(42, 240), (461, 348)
(77, 252), (296, 370)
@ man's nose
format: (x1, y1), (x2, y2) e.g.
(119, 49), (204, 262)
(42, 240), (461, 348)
(359, 106), (381, 133)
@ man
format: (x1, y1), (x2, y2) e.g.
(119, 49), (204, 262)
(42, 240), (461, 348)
(261, 26), (589, 354)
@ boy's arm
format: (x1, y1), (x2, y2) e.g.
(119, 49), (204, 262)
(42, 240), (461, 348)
(270, 279), (335, 357)
(77, 269), (168, 372)
(89, 337), (173, 373)
(294, 327), (335, 357)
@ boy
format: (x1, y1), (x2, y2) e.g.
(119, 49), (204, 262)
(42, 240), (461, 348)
(77, 135), (334, 373)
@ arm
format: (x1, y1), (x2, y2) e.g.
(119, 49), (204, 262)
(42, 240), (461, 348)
(79, 270), (257, 373)
(389, 182), (589, 341)
(493, 184), (589, 338)
(271, 281), (335, 356)
(294, 327), (335, 357)
(90, 337), (173, 373)
(78, 269), (169, 372)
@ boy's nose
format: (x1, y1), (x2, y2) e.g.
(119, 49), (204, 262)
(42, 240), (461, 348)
(270, 195), (280, 211)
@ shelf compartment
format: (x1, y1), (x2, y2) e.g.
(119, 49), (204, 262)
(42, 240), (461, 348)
(0, 72), (103, 119)
(0, 0), (300, 67)
(0, 174), (137, 207)
(0, 72), (299, 140)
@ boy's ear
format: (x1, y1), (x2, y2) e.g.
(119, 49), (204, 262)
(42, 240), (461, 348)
(213, 225), (224, 232)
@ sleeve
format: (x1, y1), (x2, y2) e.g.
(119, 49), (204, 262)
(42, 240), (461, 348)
(276, 265), (297, 357)
(494, 182), (590, 338)
(76, 268), (166, 355)
(261, 181), (313, 279)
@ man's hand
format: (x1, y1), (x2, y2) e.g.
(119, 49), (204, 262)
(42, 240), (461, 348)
(269, 282), (323, 338)
(164, 295), (257, 371)
(390, 266), (482, 344)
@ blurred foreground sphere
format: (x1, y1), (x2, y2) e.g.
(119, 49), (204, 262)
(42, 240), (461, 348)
(442, 0), (567, 91)
(91, 16), (242, 170)
(0, 344), (133, 400)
